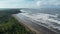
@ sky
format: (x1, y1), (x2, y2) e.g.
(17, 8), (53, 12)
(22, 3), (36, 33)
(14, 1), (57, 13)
(0, 0), (60, 8)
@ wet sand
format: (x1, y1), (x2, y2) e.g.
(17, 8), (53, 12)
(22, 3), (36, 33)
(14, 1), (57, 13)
(12, 14), (58, 34)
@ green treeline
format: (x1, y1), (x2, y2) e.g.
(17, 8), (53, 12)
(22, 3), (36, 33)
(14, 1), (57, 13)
(0, 14), (30, 34)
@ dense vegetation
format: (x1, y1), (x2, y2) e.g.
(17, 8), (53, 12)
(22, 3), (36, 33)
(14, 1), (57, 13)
(0, 11), (31, 34)
(0, 9), (21, 14)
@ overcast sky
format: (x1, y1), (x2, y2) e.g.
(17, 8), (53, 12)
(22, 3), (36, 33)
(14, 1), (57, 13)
(0, 0), (60, 8)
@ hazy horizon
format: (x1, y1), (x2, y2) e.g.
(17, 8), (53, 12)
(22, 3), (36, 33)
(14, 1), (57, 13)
(0, 0), (59, 8)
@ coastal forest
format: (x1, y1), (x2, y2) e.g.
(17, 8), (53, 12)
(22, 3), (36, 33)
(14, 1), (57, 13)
(0, 9), (31, 34)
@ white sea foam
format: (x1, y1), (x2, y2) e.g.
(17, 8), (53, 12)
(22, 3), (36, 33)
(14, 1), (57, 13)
(16, 13), (60, 30)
